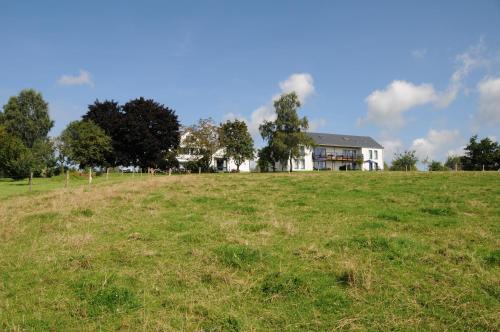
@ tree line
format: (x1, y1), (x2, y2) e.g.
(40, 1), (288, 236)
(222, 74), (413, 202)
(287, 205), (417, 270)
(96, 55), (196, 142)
(1, 89), (498, 179)
(389, 136), (500, 171)
(0, 89), (258, 179)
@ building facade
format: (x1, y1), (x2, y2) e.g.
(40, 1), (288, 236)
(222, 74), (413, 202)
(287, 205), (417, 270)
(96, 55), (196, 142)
(176, 131), (255, 172)
(280, 132), (384, 171)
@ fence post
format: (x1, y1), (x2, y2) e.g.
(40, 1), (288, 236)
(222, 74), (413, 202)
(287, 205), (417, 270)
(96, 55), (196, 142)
(405, 165), (408, 172)
(88, 168), (92, 185)
(198, 167), (201, 174)
(65, 170), (69, 188)
(455, 163), (457, 172)
(29, 172), (33, 192)
(482, 164), (485, 172)
(169, 168), (172, 176)
(106, 168), (109, 181)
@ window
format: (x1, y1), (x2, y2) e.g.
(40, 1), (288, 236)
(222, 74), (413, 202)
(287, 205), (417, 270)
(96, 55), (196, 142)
(299, 159), (305, 169)
(313, 147), (326, 159)
(369, 150), (373, 159)
(374, 150), (378, 159)
(314, 161), (326, 169)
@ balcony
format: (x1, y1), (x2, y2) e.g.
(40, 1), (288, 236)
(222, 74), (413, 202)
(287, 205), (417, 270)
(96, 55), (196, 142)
(313, 153), (363, 162)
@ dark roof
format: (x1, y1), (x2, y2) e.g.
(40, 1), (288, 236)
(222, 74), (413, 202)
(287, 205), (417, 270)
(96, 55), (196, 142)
(307, 132), (384, 149)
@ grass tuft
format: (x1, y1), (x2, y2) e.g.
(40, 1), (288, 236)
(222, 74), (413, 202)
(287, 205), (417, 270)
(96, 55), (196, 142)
(214, 244), (261, 268)
(260, 272), (307, 298)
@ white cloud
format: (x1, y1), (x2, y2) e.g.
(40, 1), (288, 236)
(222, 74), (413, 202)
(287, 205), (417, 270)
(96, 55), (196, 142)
(446, 146), (466, 157)
(277, 73), (315, 103)
(361, 80), (438, 129)
(437, 38), (487, 108)
(476, 77), (500, 125)
(410, 129), (461, 161)
(411, 49), (427, 59)
(361, 40), (489, 129)
(380, 139), (403, 163)
(225, 73), (316, 138)
(57, 69), (94, 87)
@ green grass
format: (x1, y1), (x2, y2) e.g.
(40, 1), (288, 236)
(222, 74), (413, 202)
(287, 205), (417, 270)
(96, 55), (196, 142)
(0, 171), (499, 331)
(0, 171), (134, 199)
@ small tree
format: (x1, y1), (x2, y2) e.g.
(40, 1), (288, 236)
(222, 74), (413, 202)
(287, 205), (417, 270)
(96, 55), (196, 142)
(428, 160), (446, 171)
(219, 120), (254, 172)
(183, 118), (220, 171)
(390, 150), (418, 171)
(83, 99), (124, 166)
(259, 92), (313, 172)
(60, 120), (112, 170)
(444, 155), (462, 170)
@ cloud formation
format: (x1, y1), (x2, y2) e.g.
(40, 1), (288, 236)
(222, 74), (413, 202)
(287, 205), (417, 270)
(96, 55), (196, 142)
(476, 76), (500, 125)
(379, 138), (403, 162)
(361, 80), (438, 129)
(437, 38), (487, 108)
(57, 69), (94, 87)
(410, 129), (461, 161)
(227, 73), (316, 138)
(361, 40), (488, 129)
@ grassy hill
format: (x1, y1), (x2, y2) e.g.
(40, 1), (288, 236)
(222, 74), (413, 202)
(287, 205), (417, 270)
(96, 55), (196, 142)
(0, 172), (499, 331)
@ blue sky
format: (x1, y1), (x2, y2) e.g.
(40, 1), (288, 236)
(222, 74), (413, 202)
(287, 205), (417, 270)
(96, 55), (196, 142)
(1, 1), (499, 163)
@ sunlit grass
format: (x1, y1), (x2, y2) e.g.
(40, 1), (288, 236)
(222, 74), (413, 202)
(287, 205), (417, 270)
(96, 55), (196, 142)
(0, 171), (498, 330)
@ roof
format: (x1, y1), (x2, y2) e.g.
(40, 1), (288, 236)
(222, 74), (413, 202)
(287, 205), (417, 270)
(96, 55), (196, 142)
(307, 132), (384, 149)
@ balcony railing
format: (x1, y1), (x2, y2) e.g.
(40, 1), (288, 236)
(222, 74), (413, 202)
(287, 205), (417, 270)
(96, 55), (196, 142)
(313, 153), (363, 162)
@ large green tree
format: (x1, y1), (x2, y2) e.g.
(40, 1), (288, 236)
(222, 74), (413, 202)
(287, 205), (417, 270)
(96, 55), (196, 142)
(83, 98), (180, 169)
(390, 150), (418, 171)
(219, 119), (254, 172)
(0, 90), (55, 179)
(60, 120), (112, 169)
(461, 135), (499, 170)
(1, 89), (54, 148)
(118, 98), (180, 169)
(259, 92), (313, 172)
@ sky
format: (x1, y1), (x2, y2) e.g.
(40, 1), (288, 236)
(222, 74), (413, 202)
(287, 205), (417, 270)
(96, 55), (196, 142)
(1, 1), (499, 165)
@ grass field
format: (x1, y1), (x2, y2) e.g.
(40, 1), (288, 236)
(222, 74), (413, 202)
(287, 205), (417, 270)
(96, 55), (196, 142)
(0, 172), (499, 331)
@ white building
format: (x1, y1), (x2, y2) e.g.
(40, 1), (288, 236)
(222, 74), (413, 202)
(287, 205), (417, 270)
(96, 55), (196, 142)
(176, 131), (255, 172)
(273, 132), (384, 171)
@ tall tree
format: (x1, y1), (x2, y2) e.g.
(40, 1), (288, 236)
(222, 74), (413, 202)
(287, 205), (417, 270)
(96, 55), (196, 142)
(461, 135), (499, 170)
(183, 118), (220, 171)
(0, 89), (55, 179)
(390, 150), (418, 171)
(83, 100), (124, 166)
(1, 89), (53, 148)
(219, 119), (254, 171)
(120, 98), (180, 169)
(60, 120), (112, 169)
(259, 92), (313, 172)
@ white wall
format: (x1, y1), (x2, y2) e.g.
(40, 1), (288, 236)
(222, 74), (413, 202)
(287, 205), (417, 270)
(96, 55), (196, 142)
(361, 147), (384, 170)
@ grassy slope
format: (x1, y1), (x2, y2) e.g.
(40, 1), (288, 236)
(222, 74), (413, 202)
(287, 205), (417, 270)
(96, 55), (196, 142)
(0, 172), (499, 331)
